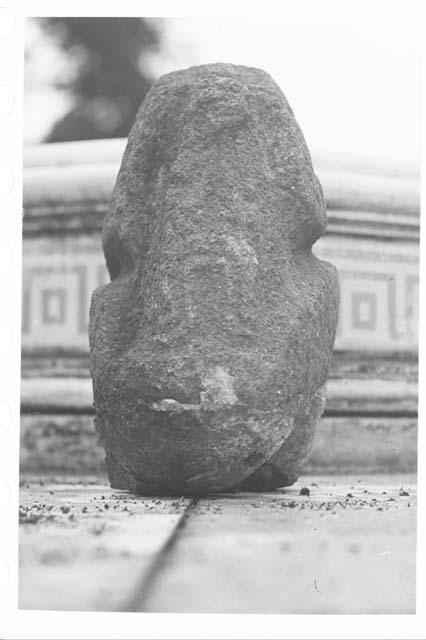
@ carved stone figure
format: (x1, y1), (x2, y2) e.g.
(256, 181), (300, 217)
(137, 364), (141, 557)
(89, 63), (339, 495)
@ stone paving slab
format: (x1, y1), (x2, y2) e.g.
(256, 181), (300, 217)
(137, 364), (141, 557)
(139, 474), (417, 614)
(18, 475), (416, 614)
(18, 480), (192, 611)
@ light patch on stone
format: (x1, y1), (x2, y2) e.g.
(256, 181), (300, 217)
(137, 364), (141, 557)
(311, 383), (327, 418)
(225, 236), (258, 279)
(151, 398), (185, 413)
(200, 366), (238, 409)
(151, 368), (238, 414)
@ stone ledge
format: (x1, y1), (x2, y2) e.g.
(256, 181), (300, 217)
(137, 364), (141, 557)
(19, 414), (417, 476)
(20, 376), (419, 415)
(20, 349), (419, 381)
(23, 139), (420, 238)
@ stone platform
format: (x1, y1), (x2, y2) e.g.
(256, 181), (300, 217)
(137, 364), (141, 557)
(19, 474), (416, 614)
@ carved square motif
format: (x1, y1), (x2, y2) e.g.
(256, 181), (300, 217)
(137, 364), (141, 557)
(351, 292), (377, 330)
(42, 289), (66, 325)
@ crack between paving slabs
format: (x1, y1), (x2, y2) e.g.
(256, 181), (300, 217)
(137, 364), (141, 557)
(120, 497), (198, 612)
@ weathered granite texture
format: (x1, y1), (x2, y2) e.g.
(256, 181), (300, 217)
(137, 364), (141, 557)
(89, 63), (339, 495)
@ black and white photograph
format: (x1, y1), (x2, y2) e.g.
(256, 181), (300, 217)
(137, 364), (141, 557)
(1, 3), (423, 634)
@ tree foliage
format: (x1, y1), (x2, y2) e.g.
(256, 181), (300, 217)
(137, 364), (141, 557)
(41, 17), (161, 142)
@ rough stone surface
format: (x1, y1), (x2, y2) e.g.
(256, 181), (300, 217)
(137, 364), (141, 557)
(89, 63), (339, 495)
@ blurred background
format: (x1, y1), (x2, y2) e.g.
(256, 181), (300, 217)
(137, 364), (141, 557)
(21, 17), (420, 479)
(24, 16), (420, 165)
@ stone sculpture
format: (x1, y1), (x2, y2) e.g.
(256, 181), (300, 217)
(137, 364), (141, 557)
(89, 63), (339, 495)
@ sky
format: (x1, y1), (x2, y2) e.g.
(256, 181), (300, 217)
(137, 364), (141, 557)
(25, 16), (420, 168)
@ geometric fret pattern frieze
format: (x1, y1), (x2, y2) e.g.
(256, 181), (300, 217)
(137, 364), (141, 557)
(21, 235), (419, 353)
